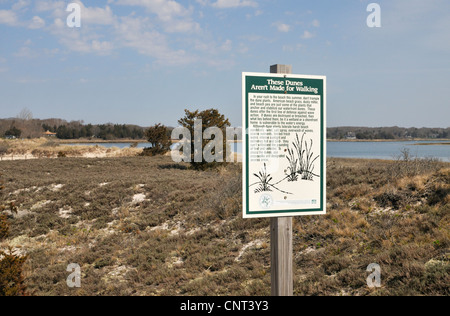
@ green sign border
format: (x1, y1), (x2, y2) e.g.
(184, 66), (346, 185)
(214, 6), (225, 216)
(243, 73), (326, 218)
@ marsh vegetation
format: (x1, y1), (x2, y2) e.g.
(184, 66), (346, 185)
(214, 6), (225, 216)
(0, 155), (448, 296)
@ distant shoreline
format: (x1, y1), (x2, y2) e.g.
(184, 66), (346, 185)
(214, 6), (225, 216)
(57, 139), (243, 144)
(326, 138), (450, 143)
(57, 139), (146, 144)
(411, 142), (450, 146)
(6, 137), (450, 145)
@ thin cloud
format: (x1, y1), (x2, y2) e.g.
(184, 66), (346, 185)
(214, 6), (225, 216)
(12, 0), (31, 11)
(273, 22), (290, 33)
(115, 0), (201, 33)
(28, 16), (46, 29)
(1, 0), (251, 67)
(209, 0), (257, 9)
(35, 1), (66, 12)
(72, 1), (116, 25)
(114, 15), (195, 65)
(14, 46), (34, 58)
(0, 10), (19, 26)
(301, 30), (315, 39)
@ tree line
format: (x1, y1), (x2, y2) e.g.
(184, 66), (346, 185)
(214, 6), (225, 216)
(42, 123), (144, 140)
(0, 118), (145, 140)
(327, 126), (450, 140)
(2, 117), (449, 141)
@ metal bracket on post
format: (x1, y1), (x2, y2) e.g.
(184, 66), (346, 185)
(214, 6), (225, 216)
(270, 64), (293, 296)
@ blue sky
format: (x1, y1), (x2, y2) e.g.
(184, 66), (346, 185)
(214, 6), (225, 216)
(0, 0), (449, 128)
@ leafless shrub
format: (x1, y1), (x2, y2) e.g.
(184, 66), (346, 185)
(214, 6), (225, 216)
(389, 148), (443, 180)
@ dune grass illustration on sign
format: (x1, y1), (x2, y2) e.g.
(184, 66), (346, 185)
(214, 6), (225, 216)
(287, 132), (320, 181)
(285, 147), (299, 182)
(251, 163), (292, 195)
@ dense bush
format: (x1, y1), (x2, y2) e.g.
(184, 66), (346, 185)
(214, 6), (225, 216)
(0, 249), (28, 296)
(4, 126), (22, 138)
(177, 108), (231, 170)
(140, 123), (172, 157)
(0, 176), (12, 240)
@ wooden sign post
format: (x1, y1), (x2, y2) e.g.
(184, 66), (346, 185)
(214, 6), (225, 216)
(270, 216), (293, 296)
(242, 65), (327, 296)
(270, 64), (293, 296)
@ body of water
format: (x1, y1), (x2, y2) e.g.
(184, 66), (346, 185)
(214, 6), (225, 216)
(327, 140), (450, 162)
(66, 142), (151, 149)
(237, 141), (449, 161)
(67, 140), (449, 162)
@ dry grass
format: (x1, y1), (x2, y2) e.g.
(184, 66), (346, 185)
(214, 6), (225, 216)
(0, 138), (143, 160)
(0, 156), (448, 296)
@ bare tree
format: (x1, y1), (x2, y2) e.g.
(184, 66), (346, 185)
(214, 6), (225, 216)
(17, 108), (33, 121)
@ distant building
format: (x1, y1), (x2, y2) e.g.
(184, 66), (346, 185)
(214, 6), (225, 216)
(44, 130), (57, 137)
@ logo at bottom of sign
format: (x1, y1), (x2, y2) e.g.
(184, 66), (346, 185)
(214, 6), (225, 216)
(259, 194), (273, 209)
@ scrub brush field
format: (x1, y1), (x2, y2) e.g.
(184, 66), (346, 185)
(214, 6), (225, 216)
(0, 156), (448, 296)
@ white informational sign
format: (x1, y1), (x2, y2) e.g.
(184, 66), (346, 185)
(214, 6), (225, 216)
(242, 72), (326, 218)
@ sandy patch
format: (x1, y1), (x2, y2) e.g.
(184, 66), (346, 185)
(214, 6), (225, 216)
(102, 265), (136, 284)
(11, 186), (40, 195)
(50, 184), (64, 192)
(132, 193), (147, 204)
(149, 222), (169, 232)
(31, 200), (51, 210)
(235, 239), (264, 262)
(59, 207), (73, 219)
(169, 221), (183, 236)
(0, 155), (38, 161)
(298, 247), (317, 256)
(83, 152), (107, 158)
(166, 256), (184, 268)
